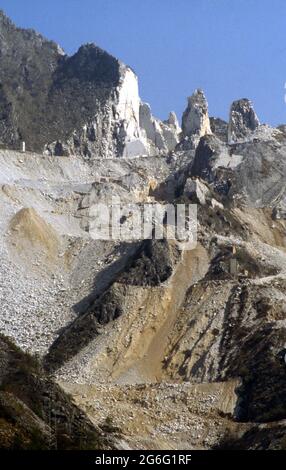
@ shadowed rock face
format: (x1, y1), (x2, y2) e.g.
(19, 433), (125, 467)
(228, 98), (260, 143)
(210, 117), (228, 143)
(54, 44), (120, 85)
(0, 11), (65, 151)
(0, 335), (111, 450)
(191, 134), (225, 183)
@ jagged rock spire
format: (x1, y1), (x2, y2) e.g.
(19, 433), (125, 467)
(228, 98), (259, 143)
(166, 111), (181, 133)
(182, 89), (212, 139)
(139, 103), (181, 154)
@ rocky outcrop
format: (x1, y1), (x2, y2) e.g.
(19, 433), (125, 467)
(165, 111), (181, 133)
(0, 11), (183, 159)
(181, 89), (212, 148)
(45, 61), (151, 159)
(0, 10), (65, 152)
(228, 98), (260, 143)
(190, 127), (286, 209)
(0, 11), (161, 159)
(210, 117), (228, 142)
(139, 103), (181, 154)
(191, 134), (224, 182)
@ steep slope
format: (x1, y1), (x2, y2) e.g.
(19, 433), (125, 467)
(0, 10), (64, 151)
(0, 335), (116, 450)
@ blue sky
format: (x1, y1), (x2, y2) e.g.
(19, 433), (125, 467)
(1, 0), (286, 126)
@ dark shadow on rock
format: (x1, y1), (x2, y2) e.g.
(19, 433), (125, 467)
(73, 240), (141, 315)
(44, 238), (180, 373)
(0, 335), (110, 450)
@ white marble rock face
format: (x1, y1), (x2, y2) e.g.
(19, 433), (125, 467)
(139, 103), (181, 155)
(116, 67), (148, 157)
(45, 66), (182, 159)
